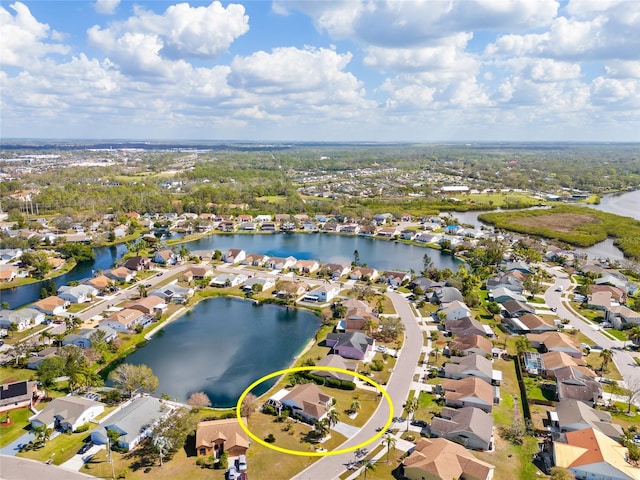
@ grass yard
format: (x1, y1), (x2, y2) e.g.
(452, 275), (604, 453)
(583, 351), (623, 381)
(413, 390), (442, 423)
(17, 429), (90, 465)
(0, 407), (33, 447)
(0, 365), (36, 384)
(330, 388), (381, 428)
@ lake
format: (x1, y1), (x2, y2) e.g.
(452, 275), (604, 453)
(183, 233), (462, 272)
(118, 297), (321, 407)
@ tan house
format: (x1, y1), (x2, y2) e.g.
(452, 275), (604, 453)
(179, 266), (213, 282)
(292, 259), (320, 274)
(84, 275), (114, 290)
(0, 266), (19, 282)
(99, 308), (146, 332)
(281, 383), (333, 423)
(107, 266), (136, 282)
(448, 335), (493, 358)
(402, 437), (495, 480)
(440, 377), (495, 413)
(340, 308), (379, 333)
(32, 296), (69, 316)
(126, 296), (167, 315)
(195, 418), (249, 458)
(528, 332), (582, 358)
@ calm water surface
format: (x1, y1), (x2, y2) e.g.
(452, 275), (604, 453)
(119, 297), (321, 407)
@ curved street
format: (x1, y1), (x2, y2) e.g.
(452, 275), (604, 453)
(291, 291), (422, 480)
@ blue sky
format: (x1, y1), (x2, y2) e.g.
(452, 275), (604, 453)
(1, 0), (639, 141)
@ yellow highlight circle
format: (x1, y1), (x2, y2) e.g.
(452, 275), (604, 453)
(236, 366), (394, 457)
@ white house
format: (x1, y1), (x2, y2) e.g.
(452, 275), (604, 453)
(0, 308), (45, 331)
(304, 284), (340, 303)
(31, 296), (69, 316)
(30, 396), (104, 432)
(210, 273), (248, 288)
(57, 284), (99, 304)
(439, 300), (472, 321)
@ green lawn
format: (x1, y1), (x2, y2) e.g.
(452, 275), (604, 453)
(17, 429), (90, 465)
(605, 329), (628, 341)
(0, 365), (36, 384)
(0, 408), (33, 447)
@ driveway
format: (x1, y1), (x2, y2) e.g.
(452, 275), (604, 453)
(0, 431), (35, 456)
(291, 291), (422, 480)
(60, 444), (104, 471)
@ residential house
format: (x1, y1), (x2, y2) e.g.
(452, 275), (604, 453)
(505, 313), (557, 334)
(380, 271), (411, 287)
(553, 428), (639, 480)
(555, 366), (602, 405)
(243, 253), (270, 267)
(440, 377), (496, 413)
(341, 224), (360, 235)
(26, 347), (59, 370)
(113, 225), (128, 239)
(0, 248), (22, 264)
(304, 284), (340, 303)
(0, 266), (19, 282)
(402, 437), (495, 480)
(325, 332), (375, 361)
(126, 296), (167, 316)
(273, 280), (307, 298)
(439, 300), (471, 321)
(539, 352), (590, 378)
(501, 300), (535, 318)
(107, 267), (136, 283)
(57, 284), (98, 304)
(448, 335), (493, 358)
(149, 284), (194, 303)
(411, 278), (446, 292)
(239, 222), (256, 231)
(605, 305), (640, 330)
(312, 355), (356, 382)
(275, 214), (291, 223)
(552, 400), (624, 442)
(444, 317), (487, 337)
(123, 256), (152, 271)
(321, 263), (351, 279)
(242, 276), (277, 293)
(400, 229), (416, 240)
(429, 407), (494, 451)
(32, 296), (69, 316)
(486, 272), (524, 293)
(210, 273), (248, 288)
(503, 261), (533, 275)
(236, 214), (253, 223)
(63, 326), (118, 349)
(341, 299), (371, 312)
(222, 249), (246, 264)
(588, 291), (614, 311)
(528, 332), (583, 358)
(377, 226), (400, 237)
(489, 287), (527, 304)
(179, 266), (213, 282)
(434, 287), (464, 305)
(260, 222), (277, 232)
(0, 308), (45, 331)
(99, 308), (148, 332)
(292, 259), (320, 274)
(195, 418), (250, 458)
(348, 267), (379, 281)
(84, 274), (113, 291)
(0, 380), (37, 413)
(443, 354), (497, 385)
(267, 256), (297, 270)
(280, 383), (333, 423)
(30, 396), (104, 432)
(589, 285), (627, 304)
(91, 396), (168, 451)
(338, 308), (379, 333)
(153, 249), (178, 266)
(255, 214), (272, 223)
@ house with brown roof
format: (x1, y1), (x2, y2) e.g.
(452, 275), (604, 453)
(348, 267), (379, 281)
(553, 427), (639, 480)
(402, 437), (495, 480)
(153, 249), (178, 266)
(552, 400), (624, 442)
(440, 377), (496, 413)
(179, 266), (213, 283)
(528, 332), (583, 358)
(84, 274), (114, 291)
(540, 351), (589, 378)
(126, 296), (167, 315)
(32, 296), (69, 316)
(589, 285), (627, 304)
(292, 259), (320, 274)
(242, 253), (270, 267)
(123, 256), (152, 271)
(444, 317), (487, 337)
(513, 313), (557, 334)
(321, 263), (351, 279)
(555, 365), (602, 405)
(195, 418), (250, 458)
(222, 248), (246, 264)
(338, 308), (379, 333)
(429, 406), (494, 451)
(448, 335), (493, 358)
(606, 305), (640, 330)
(99, 308), (148, 332)
(380, 270), (411, 287)
(0, 265), (19, 282)
(443, 354), (497, 385)
(280, 383), (333, 423)
(107, 267), (136, 282)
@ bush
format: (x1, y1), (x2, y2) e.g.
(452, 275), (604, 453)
(371, 359), (384, 372)
(339, 380), (356, 390)
(74, 424), (90, 433)
(264, 433), (276, 443)
(327, 378), (341, 388)
(262, 404), (276, 416)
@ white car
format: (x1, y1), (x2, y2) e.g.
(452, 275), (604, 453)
(376, 345), (388, 353)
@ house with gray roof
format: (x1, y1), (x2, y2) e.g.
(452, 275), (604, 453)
(434, 287), (463, 305)
(443, 354), (498, 385)
(62, 326), (118, 349)
(501, 300), (535, 318)
(0, 308), (45, 331)
(444, 317), (487, 337)
(325, 332), (375, 361)
(552, 399), (623, 442)
(489, 287), (527, 304)
(30, 396), (104, 432)
(312, 355), (356, 382)
(429, 406), (494, 451)
(149, 284), (194, 303)
(91, 396), (168, 451)
(57, 284), (98, 304)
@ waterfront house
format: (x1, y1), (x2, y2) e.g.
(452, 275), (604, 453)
(107, 267), (136, 283)
(84, 274), (114, 291)
(0, 266), (19, 282)
(321, 263), (351, 279)
(552, 400), (624, 441)
(243, 253), (270, 267)
(380, 271), (411, 287)
(429, 406), (494, 451)
(337, 308), (379, 333)
(553, 428), (639, 480)
(62, 326), (118, 348)
(153, 249), (178, 266)
(292, 259), (320, 274)
(99, 308), (148, 332)
(57, 284), (98, 304)
(304, 284), (340, 303)
(195, 418), (249, 458)
(242, 276), (277, 293)
(273, 279), (307, 298)
(0, 248), (22, 264)
(325, 332), (374, 361)
(348, 267), (379, 281)
(280, 384), (333, 423)
(402, 437), (495, 480)
(91, 396), (168, 451)
(222, 249), (246, 264)
(126, 296), (168, 316)
(312, 354), (356, 382)
(267, 256), (297, 270)
(0, 380), (37, 413)
(123, 256), (152, 271)
(30, 396), (104, 432)
(239, 222), (256, 231)
(32, 296), (69, 316)
(0, 308), (45, 331)
(149, 284), (194, 303)
(210, 273), (248, 288)
(179, 265), (213, 282)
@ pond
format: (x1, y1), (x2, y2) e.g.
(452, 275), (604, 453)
(117, 297), (321, 407)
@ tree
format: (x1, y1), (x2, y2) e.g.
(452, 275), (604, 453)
(402, 397), (418, 431)
(109, 363), (159, 397)
(628, 441), (640, 465)
(137, 284), (147, 298)
(240, 393), (258, 419)
(350, 398), (361, 415)
(153, 434), (172, 467)
(383, 432), (396, 463)
(33, 424), (53, 446)
(486, 301), (502, 316)
(327, 409), (339, 429)
(352, 249), (361, 267)
(152, 407), (197, 461)
(621, 377), (640, 413)
(187, 391), (212, 408)
(550, 467), (576, 480)
(378, 316), (404, 342)
(599, 349), (613, 374)
(37, 356), (65, 398)
(628, 325), (640, 346)
(314, 418), (330, 440)
(431, 346), (440, 363)
(59, 345), (90, 391)
(361, 459), (376, 479)
(422, 253), (433, 277)
(515, 336), (530, 355)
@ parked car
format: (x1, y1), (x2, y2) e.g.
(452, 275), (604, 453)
(375, 345), (388, 353)
(555, 286), (564, 292)
(411, 420), (427, 427)
(78, 442), (92, 455)
(237, 454), (247, 472)
(227, 466), (238, 480)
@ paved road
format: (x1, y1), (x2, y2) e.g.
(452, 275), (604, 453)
(291, 291), (422, 480)
(542, 265), (640, 393)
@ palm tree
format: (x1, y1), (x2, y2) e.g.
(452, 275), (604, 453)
(33, 424), (53, 446)
(350, 398), (361, 415)
(383, 432), (396, 463)
(403, 397), (418, 431)
(599, 349), (614, 374)
(314, 418), (330, 441)
(138, 284), (147, 298)
(628, 326), (640, 347)
(153, 435), (172, 467)
(431, 346), (441, 363)
(327, 409), (339, 429)
(515, 336), (530, 355)
(361, 459), (376, 479)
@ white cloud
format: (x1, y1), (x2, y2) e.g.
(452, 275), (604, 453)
(605, 61), (640, 79)
(94, 0), (120, 15)
(0, 2), (69, 67)
(87, 1), (249, 77)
